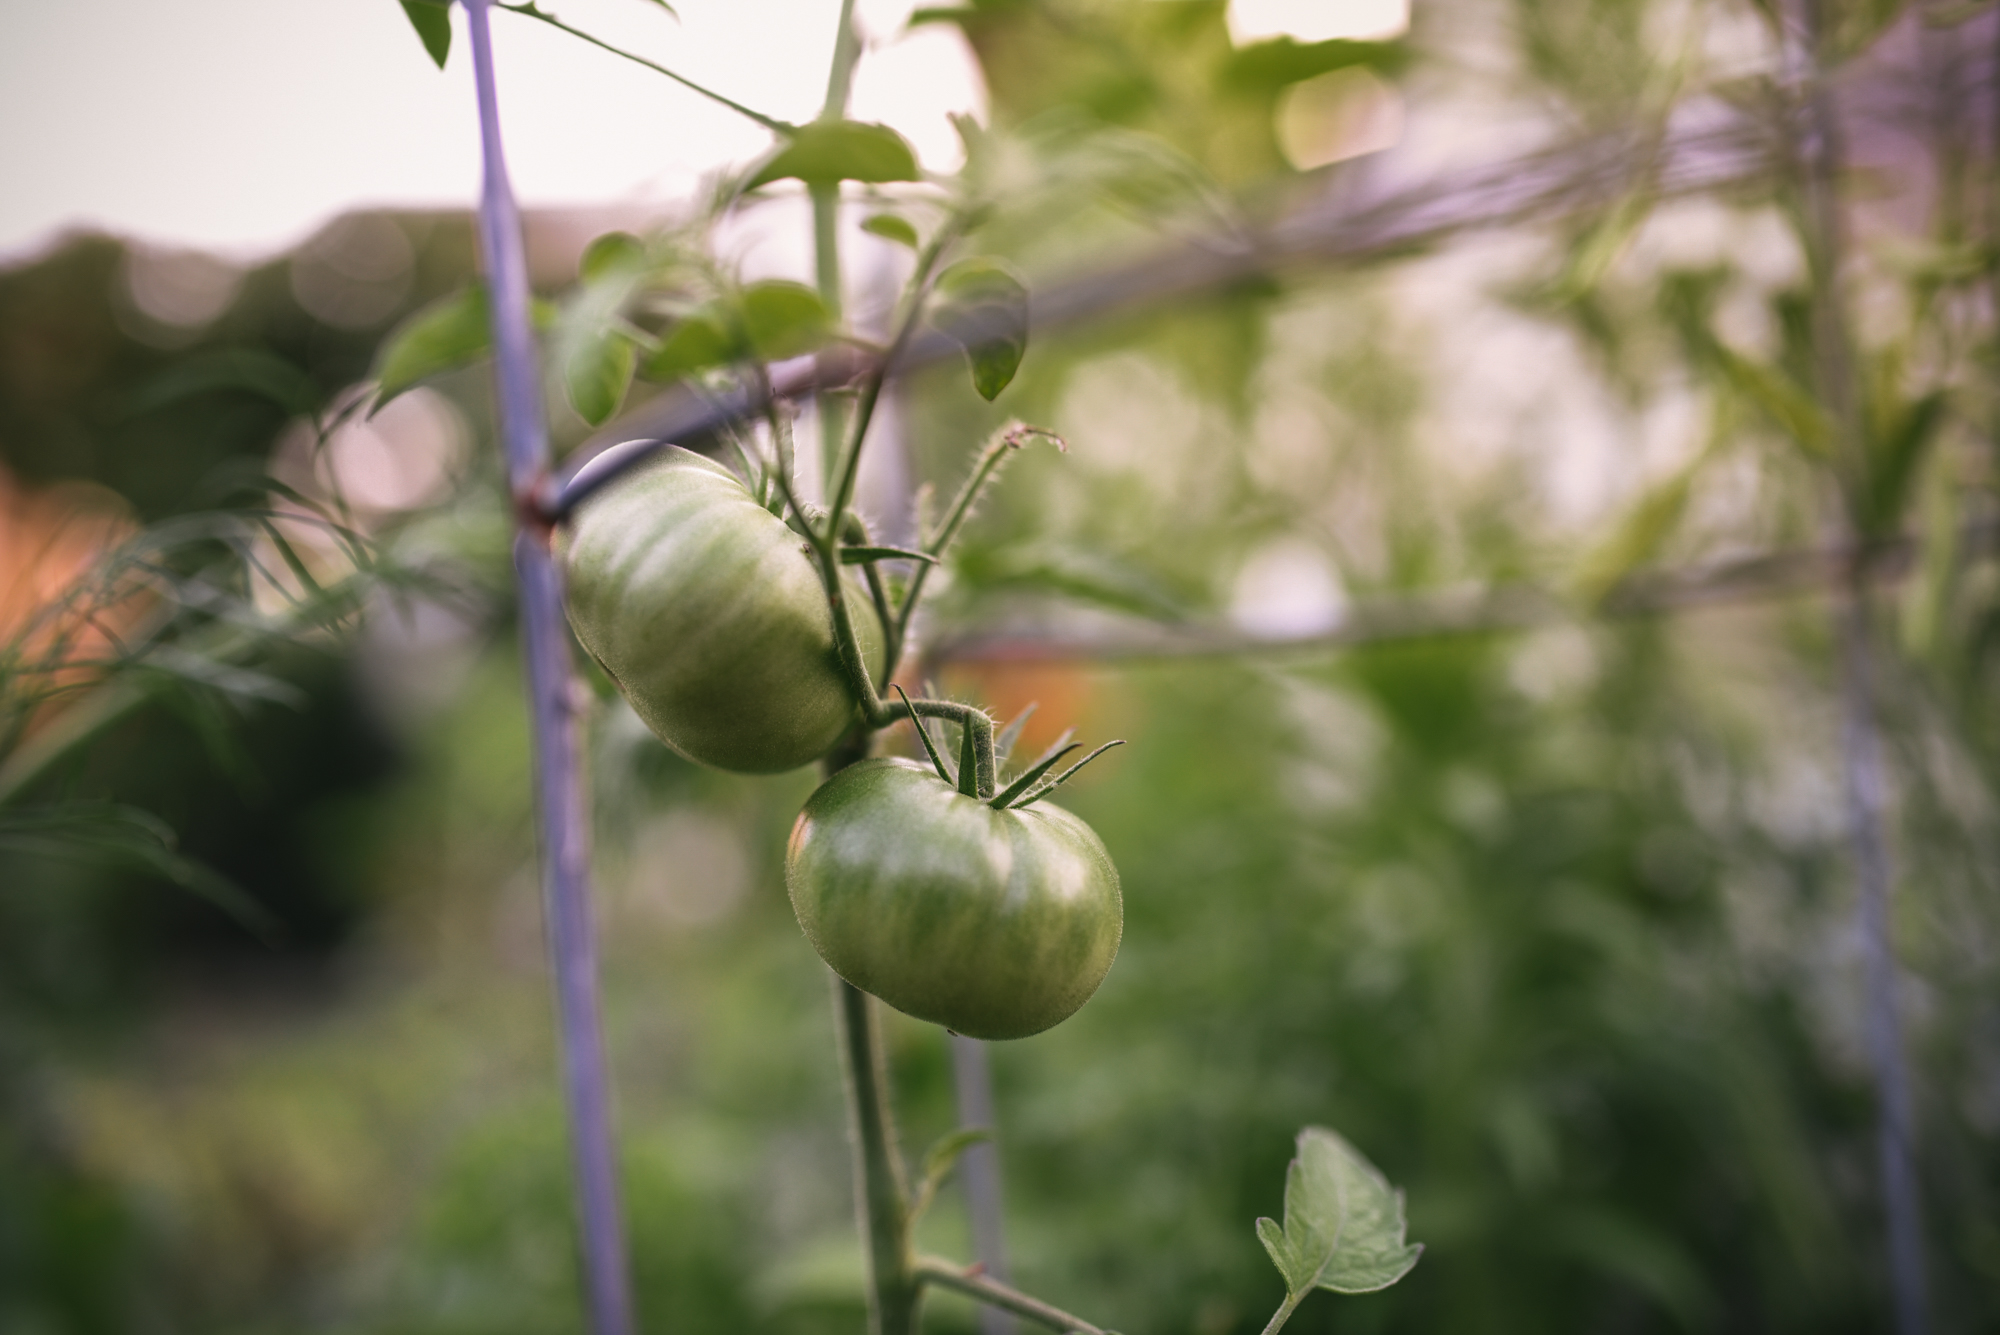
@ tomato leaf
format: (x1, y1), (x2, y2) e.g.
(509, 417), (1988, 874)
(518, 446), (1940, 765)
(581, 230), (648, 281)
(1217, 38), (1403, 94)
(565, 330), (639, 427)
(932, 258), (1028, 401)
(862, 213), (921, 250)
(747, 121), (921, 189)
(641, 313), (735, 382)
(742, 280), (833, 361)
(840, 545), (937, 565)
(909, 1126), (993, 1224)
(1256, 1127), (1422, 1302)
(371, 285), (492, 412)
(399, 0), (452, 69)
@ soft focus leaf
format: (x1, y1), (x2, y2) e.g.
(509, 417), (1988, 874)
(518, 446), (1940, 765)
(932, 258), (1028, 400)
(399, 0), (452, 68)
(641, 313), (735, 382)
(371, 286), (492, 410)
(747, 121), (920, 189)
(1218, 38), (1403, 94)
(565, 332), (639, 427)
(741, 281), (832, 361)
(861, 214), (921, 250)
(581, 231), (648, 282)
(1256, 1127), (1422, 1300)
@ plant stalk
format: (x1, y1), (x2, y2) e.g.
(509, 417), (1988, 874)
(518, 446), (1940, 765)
(833, 974), (922, 1335)
(1257, 1288), (1307, 1335)
(913, 1257), (1108, 1335)
(464, 5), (636, 1334)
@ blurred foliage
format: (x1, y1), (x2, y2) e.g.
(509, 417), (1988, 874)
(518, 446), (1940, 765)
(6, 0), (2000, 1332)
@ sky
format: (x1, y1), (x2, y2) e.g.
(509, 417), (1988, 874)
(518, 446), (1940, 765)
(0, 0), (1409, 264)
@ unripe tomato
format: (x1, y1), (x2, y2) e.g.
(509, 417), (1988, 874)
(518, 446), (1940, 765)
(561, 446), (881, 773)
(786, 757), (1122, 1040)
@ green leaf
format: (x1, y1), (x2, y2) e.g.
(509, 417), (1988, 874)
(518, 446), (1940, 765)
(747, 120), (921, 189)
(565, 331), (639, 427)
(371, 285), (492, 410)
(1256, 1127), (1422, 1300)
(581, 230), (648, 281)
(932, 259), (1028, 400)
(641, 312), (736, 382)
(742, 280), (833, 360)
(911, 1125), (993, 1222)
(1218, 37), (1403, 94)
(862, 213), (921, 250)
(400, 0), (452, 68)
(840, 545), (938, 565)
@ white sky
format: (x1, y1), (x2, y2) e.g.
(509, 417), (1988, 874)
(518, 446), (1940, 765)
(0, 0), (1404, 265)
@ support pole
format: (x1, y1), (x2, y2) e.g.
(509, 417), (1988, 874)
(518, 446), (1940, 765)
(464, 4), (637, 1332)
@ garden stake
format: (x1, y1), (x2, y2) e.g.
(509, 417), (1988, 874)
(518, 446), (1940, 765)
(464, 3), (637, 1332)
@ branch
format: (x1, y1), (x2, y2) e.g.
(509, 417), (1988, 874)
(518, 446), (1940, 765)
(920, 520), (1999, 668)
(544, 113), (1777, 520)
(498, 1), (793, 133)
(914, 1256), (1111, 1335)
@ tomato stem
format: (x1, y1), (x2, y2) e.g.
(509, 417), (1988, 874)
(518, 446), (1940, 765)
(832, 975), (923, 1335)
(913, 1256), (1114, 1334)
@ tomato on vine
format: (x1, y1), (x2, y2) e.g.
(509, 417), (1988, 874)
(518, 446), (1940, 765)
(786, 723), (1125, 1040)
(560, 445), (881, 774)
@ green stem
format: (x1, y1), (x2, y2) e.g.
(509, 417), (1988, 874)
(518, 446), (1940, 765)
(888, 426), (1060, 672)
(1258, 1288), (1308, 1335)
(833, 975), (922, 1335)
(914, 1257), (1110, 1335)
(496, 2), (791, 132)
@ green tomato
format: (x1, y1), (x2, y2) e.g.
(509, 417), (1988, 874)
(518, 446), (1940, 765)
(786, 757), (1123, 1040)
(560, 445), (881, 774)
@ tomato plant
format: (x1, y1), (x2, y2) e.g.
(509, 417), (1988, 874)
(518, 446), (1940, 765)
(561, 445), (880, 774)
(787, 756), (1122, 1040)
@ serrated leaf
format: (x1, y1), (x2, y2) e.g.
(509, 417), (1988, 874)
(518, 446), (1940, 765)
(747, 120), (920, 189)
(581, 230), (647, 282)
(399, 0), (452, 68)
(565, 331), (639, 427)
(371, 285), (491, 409)
(742, 280), (833, 360)
(1258, 1127), (1422, 1301)
(932, 258), (1028, 400)
(862, 213), (921, 249)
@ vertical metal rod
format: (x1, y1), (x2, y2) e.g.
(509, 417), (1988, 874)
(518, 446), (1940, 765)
(464, 4), (637, 1332)
(950, 1035), (1016, 1335)
(1790, 0), (1930, 1327)
(1838, 588), (1931, 1335)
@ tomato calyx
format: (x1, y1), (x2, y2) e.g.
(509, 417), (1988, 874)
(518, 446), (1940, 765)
(892, 683), (1124, 809)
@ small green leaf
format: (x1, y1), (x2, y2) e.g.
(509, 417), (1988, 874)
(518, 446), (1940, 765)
(641, 313), (736, 382)
(400, 0), (452, 69)
(565, 331), (639, 427)
(742, 280), (833, 360)
(993, 702), (1037, 768)
(1013, 739), (1123, 808)
(581, 230), (648, 281)
(932, 258), (1028, 400)
(840, 544), (937, 565)
(1256, 1127), (1422, 1302)
(371, 285), (492, 410)
(862, 213), (921, 250)
(1218, 37), (1402, 94)
(910, 1125), (993, 1221)
(990, 733), (1079, 809)
(748, 120), (921, 189)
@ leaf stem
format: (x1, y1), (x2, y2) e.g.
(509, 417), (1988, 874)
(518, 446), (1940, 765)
(496, 1), (792, 132)
(913, 1256), (1110, 1335)
(1257, 1288), (1307, 1335)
